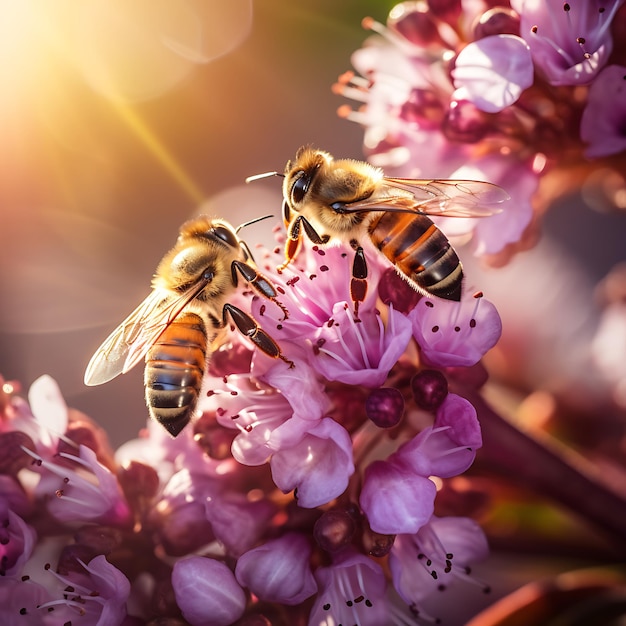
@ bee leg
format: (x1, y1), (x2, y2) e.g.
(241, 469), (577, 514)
(223, 303), (294, 368)
(278, 215), (303, 272)
(350, 244), (368, 321)
(278, 216), (328, 272)
(231, 260), (289, 320)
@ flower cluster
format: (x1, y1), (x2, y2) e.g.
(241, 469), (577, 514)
(0, 228), (501, 624)
(335, 0), (626, 264)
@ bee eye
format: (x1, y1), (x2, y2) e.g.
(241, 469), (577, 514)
(212, 225), (239, 249)
(331, 202), (346, 214)
(202, 269), (214, 282)
(291, 171), (311, 204)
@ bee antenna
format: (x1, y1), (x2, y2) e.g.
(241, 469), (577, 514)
(236, 214), (275, 233)
(245, 171), (285, 184)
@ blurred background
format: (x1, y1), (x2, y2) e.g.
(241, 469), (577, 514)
(0, 0), (397, 444)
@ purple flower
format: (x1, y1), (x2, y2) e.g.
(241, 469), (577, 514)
(335, 10), (537, 261)
(36, 555), (131, 625)
(311, 302), (413, 387)
(359, 459), (437, 535)
(0, 500), (36, 577)
(172, 556), (246, 626)
(235, 532), (317, 605)
(23, 444), (132, 527)
(203, 361), (329, 466)
(512, 0), (624, 85)
(152, 467), (275, 557)
(581, 65), (626, 157)
(205, 491), (276, 558)
(1, 375), (68, 458)
(409, 292), (502, 367)
(392, 393), (481, 478)
(0, 578), (51, 625)
(389, 516), (490, 612)
(270, 418), (355, 508)
(452, 34), (534, 113)
(309, 549), (390, 626)
(254, 242), (383, 343)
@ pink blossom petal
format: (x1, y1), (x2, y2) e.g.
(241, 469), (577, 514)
(581, 65), (626, 158)
(0, 579), (51, 625)
(435, 392), (482, 447)
(235, 533), (317, 604)
(27, 375), (68, 450)
(410, 294), (501, 367)
(390, 515), (489, 606)
(270, 418), (354, 508)
(392, 424), (477, 479)
(0, 503), (37, 577)
(25, 445), (131, 526)
(172, 556), (246, 626)
(452, 35), (533, 113)
(81, 555), (131, 626)
(312, 303), (413, 387)
(359, 460), (437, 535)
(512, 0), (622, 86)
(206, 493), (276, 557)
(310, 549), (390, 626)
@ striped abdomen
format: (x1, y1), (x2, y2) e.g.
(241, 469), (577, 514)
(369, 212), (463, 301)
(144, 311), (209, 437)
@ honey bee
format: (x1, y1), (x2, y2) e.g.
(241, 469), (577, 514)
(84, 216), (292, 437)
(251, 147), (508, 314)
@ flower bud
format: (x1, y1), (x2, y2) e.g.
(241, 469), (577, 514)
(314, 508), (357, 553)
(172, 557), (246, 626)
(365, 387), (405, 428)
(411, 369), (448, 411)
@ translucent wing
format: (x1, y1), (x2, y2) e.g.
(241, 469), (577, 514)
(84, 280), (208, 386)
(343, 177), (509, 218)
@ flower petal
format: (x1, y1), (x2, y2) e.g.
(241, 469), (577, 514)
(172, 556), (246, 626)
(452, 35), (533, 113)
(235, 533), (317, 605)
(359, 460), (436, 534)
(270, 418), (354, 508)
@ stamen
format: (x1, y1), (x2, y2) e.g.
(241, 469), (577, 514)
(343, 307), (372, 368)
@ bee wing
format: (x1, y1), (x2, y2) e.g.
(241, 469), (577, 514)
(345, 178), (509, 218)
(84, 281), (207, 386)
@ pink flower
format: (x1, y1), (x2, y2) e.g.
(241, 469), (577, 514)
(152, 468), (275, 557)
(205, 491), (276, 558)
(235, 532), (317, 605)
(172, 556), (246, 626)
(581, 65), (626, 158)
(392, 393), (481, 478)
(409, 292), (502, 367)
(0, 501), (36, 577)
(512, 0), (624, 85)
(452, 34), (534, 113)
(22, 444), (132, 527)
(203, 361), (329, 466)
(311, 302), (413, 387)
(0, 578), (51, 625)
(359, 459), (437, 535)
(1, 375), (68, 458)
(36, 555), (131, 625)
(270, 418), (355, 508)
(309, 549), (390, 626)
(389, 516), (490, 612)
